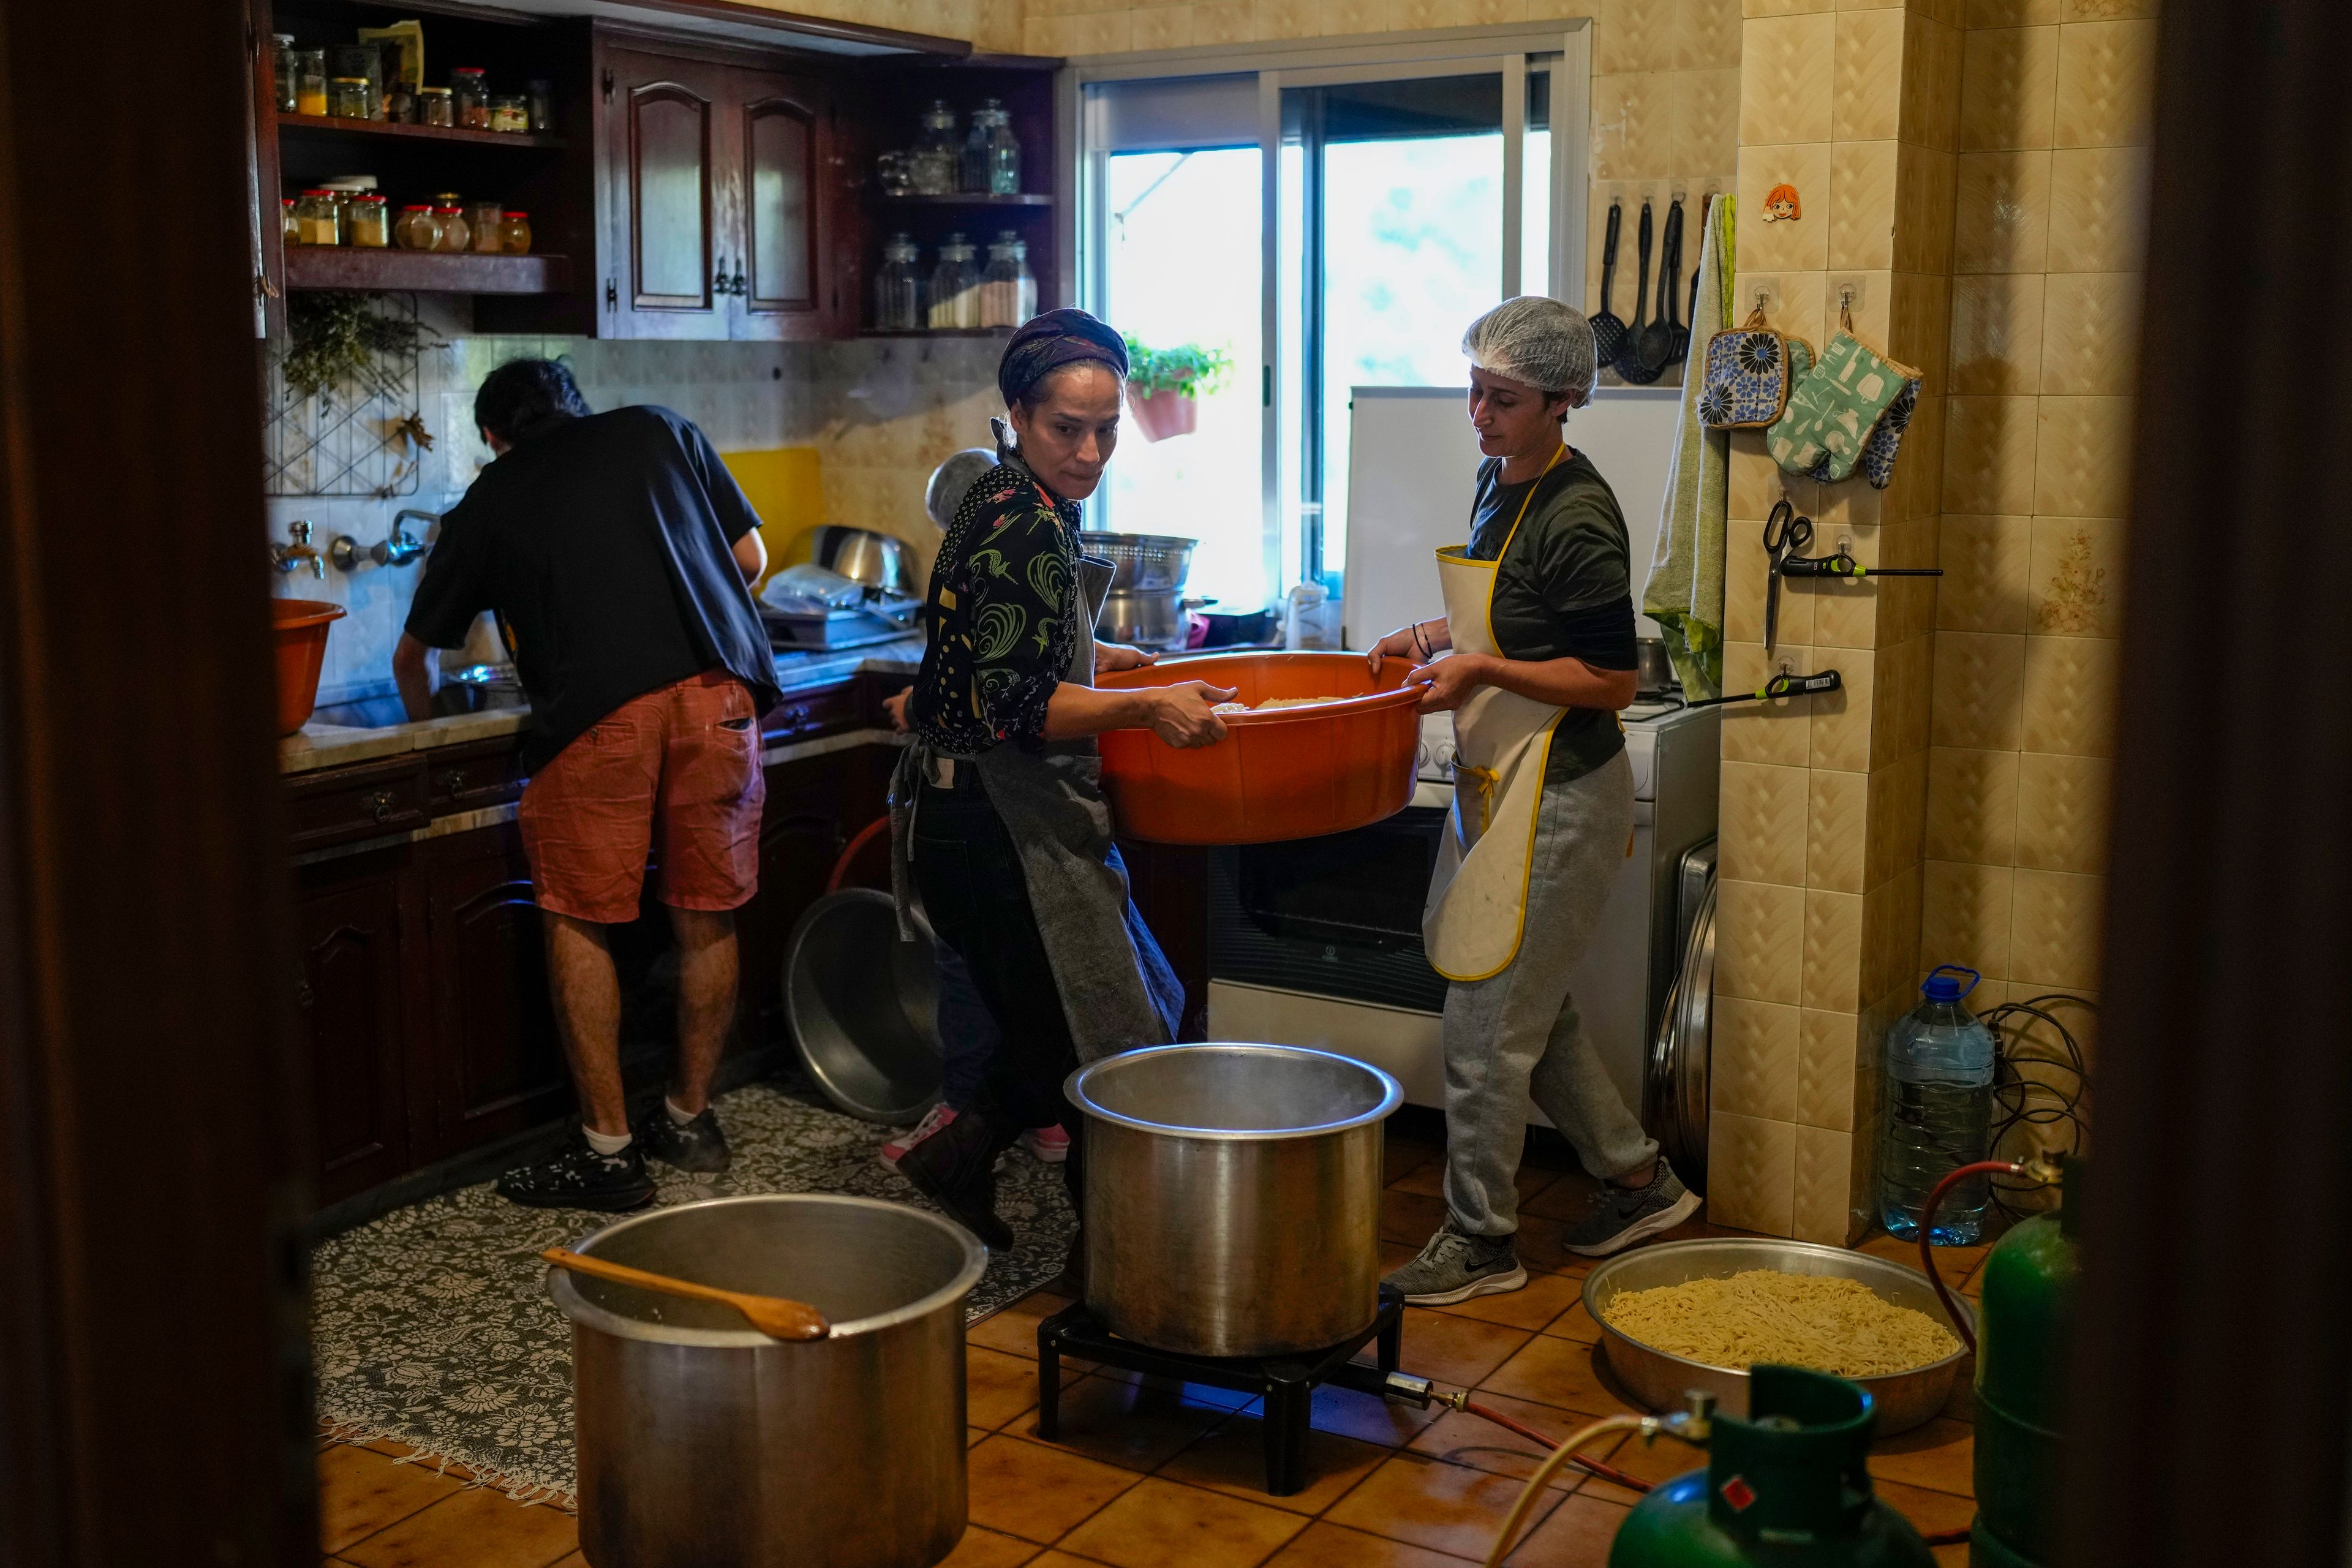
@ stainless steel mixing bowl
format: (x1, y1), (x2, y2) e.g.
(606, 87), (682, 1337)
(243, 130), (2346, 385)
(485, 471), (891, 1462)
(1580, 1237), (1975, 1436)
(783, 889), (941, 1124)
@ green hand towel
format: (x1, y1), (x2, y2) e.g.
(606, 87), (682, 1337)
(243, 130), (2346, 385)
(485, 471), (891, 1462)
(1640, 194), (1731, 700)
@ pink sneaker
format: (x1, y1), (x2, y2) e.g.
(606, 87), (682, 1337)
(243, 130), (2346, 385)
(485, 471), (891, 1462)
(880, 1104), (959, 1170)
(1019, 1124), (1071, 1163)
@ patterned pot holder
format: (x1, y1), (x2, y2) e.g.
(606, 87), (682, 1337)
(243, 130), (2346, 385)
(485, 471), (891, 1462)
(1766, 306), (1923, 484)
(1697, 306), (1807, 429)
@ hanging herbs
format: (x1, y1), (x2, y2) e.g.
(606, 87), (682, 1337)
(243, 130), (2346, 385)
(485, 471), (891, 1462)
(282, 291), (433, 402)
(1123, 338), (1231, 401)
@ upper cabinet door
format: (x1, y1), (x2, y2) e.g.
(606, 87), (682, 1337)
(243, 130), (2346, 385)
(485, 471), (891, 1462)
(604, 50), (729, 338)
(734, 73), (836, 340)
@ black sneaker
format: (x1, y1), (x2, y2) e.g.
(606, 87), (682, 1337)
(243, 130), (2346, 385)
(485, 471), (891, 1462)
(895, 1104), (1016, 1250)
(494, 1134), (657, 1212)
(640, 1106), (731, 1173)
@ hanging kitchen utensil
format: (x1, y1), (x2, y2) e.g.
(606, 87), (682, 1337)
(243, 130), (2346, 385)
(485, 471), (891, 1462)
(1614, 202), (1660, 384)
(1589, 200), (1629, 371)
(1779, 547), (1943, 579)
(1658, 197), (1689, 369)
(541, 1247), (832, 1341)
(1626, 200), (1681, 382)
(1683, 669), (1843, 708)
(1698, 301), (1806, 429)
(1766, 295), (1920, 483)
(1761, 499), (1812, 654)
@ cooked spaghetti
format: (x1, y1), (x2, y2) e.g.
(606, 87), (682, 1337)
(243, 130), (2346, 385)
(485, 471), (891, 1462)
(1599, 1270), (1960, 1379)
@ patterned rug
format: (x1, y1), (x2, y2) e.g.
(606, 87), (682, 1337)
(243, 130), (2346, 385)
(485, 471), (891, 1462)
(311, 1081), (1073, 1504)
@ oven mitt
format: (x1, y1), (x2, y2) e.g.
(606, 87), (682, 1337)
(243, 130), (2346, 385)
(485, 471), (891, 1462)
(1766, 323), (1920, 483)
(1803, 370), (1920, 491)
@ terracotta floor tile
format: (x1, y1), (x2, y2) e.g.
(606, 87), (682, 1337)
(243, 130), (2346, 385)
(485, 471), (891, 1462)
(1875, 1477), (1976, 1535)
(1382, 1189), (1451, 1248)
(1567, 1428), (1704, 1506)
(1858, 1230), (1988, 1284)
(1400, 1308), (1534, 1389)
(1384, 1133), (1445, 1188)
(1058, 1475), (1308, 1568)
(1477, 1336), (1642, 1420)
(1381, 1239), (1422, 1276)
(1499, 1491), (1630, 1566)
(356, 1439), (477, 1483)
(1939, 1362), (1977, 1424)
(938, 1523), (1049, 1567)
(1389, 1159), (1553, 1205)
(1537, 1299), (1602, 1343)
(970, 1289), (1079, 1361)
(1866, 1417), (1976, 1498)
(1087, 1367), (1259, 1411)
(1520, 1170), (1605, 1222)
(1325, 1451), (1561, 1561)
(1157, 1415), (1387, 1515)
(1028, 1554), (1116, 1567)
(971, 1344), (1047, 1431)
(966, 1433), (1142, 1543)
(543, 1556), (584, 1568)
(1511, 1218), (1598, 1279)
(1261, 1520), (1475, 1568)
(973, 1427), (995, 1447)
(1933, 1546), (1968, 1567)
(1431, 1271), (1589, 1334)
(1404, 1395), (1589, 1492)
(317, 1443), (467, 1555)
(339, 1488), (578, 1568)
(1306, 1382), (1448, 1447)
(1015, 1373), (1234, 1472)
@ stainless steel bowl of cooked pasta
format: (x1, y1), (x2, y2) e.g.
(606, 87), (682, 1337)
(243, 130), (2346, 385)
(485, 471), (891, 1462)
(1581, 1238), (1975, 1436)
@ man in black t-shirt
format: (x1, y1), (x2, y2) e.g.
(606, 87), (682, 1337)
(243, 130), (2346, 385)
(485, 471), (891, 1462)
(394, 359), (780, 1212)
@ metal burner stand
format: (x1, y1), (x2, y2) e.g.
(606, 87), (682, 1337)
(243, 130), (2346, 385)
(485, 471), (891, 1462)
(1035, 1287), (1427, 1496)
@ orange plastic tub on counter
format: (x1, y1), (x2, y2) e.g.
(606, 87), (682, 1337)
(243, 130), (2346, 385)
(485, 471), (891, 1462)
(1096, 650), (1423, 845)
(273, 597), (347, 735)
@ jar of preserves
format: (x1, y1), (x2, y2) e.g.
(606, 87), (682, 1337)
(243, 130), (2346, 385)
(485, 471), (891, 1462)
(980, 232), (1036, 328)
(466, 201), (504, 253)
(910, 100), (958, 196)
(873, 232), (922, 331)
(499, 211), (533, 255)
(334, 44), (383, 118)
(385, 80), (415, 124)
(433, 205), (470, 253)
(329, 76), (371, 119)
(281, 197), (299, 244)
(527, 80), (554, 133)
(393, 205), (441, 251)
(349, 194), (391, 248)
(273, 35), (299, 113)
(927, 232), (981, 330)
(489, 96), (529, 134)
(451, 68), (489, 129)
(293, 49), (328, 116)
(418, 85), (453, 127)
(294, 190), (342, 246)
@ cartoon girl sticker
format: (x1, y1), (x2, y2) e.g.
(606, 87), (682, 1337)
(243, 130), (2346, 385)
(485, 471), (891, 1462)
(1760, 184), (1801, 223)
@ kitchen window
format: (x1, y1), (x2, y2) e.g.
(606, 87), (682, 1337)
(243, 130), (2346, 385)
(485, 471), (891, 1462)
(1066, 26), (1591, 617)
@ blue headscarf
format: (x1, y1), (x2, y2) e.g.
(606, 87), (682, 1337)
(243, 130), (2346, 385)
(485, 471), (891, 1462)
(997, 308), (1129, 409)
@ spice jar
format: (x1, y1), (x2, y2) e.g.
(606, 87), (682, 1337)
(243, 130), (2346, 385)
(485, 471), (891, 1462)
(418, 85), (453, 127)
(499, 211), (533, 255)
(489, 96), (529, 134)
(294, 190), (342, 246)
(293, 49), (328, 116)
(273, 35), (299, 113)
(334, 44), (383, 118)
(394, 204), (441, 251)
(329, 76), (370, 120)
(527, 80), (554, 133)
(451, 68), (489, 129)
(281, 197), (299, 244)
(466, 201), (504, 254)
(927, 232), (981, 330)
(432, 205), (470, 253)
(349, 194), (391, 248)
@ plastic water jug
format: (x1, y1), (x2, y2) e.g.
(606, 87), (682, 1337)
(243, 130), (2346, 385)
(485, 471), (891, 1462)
(1878, 963), (1996, 1244)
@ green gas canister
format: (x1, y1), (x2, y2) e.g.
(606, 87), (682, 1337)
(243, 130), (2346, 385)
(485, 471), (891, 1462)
(1969, 1159), (2079, 1568)
(1608, 1365), (1935, 1567)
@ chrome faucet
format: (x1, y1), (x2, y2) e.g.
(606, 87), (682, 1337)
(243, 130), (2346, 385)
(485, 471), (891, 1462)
(271, 520), (325, 579)
(331, 509), (436, 572)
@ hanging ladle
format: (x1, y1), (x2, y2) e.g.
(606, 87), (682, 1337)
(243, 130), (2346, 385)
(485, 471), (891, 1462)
(542, 1248), (832, 1342)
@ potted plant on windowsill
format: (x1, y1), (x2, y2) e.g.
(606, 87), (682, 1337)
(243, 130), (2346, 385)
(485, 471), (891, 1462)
(1124, 338), (1230, 442)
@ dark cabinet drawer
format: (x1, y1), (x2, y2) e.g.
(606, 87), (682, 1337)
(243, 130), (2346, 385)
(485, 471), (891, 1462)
(427, 741), (530, 814)
(762, 682), (863, 746)
(285, 756), (430, 852)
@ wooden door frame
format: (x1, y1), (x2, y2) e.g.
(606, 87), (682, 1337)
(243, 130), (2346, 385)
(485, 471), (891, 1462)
(0, 1), (315, 1563)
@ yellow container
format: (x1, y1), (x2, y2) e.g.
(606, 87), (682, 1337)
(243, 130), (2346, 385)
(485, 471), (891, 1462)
(717, 447), (824, 590)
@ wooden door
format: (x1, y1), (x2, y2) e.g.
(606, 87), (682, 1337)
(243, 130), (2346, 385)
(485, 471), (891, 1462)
(293, 852), (417, 1202)
(731, 71), (834, 340)
(602, 47), (729, 339)
(420, 824), (573, 1153)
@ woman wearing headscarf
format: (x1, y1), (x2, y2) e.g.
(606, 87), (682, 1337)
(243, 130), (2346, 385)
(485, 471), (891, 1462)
(1368, 297), (1700, 1306)
(889, 308), (1237, 1254)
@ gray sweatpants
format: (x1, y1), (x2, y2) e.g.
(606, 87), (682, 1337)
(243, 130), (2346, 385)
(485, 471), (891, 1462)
(1441, 748), (1657, 1237)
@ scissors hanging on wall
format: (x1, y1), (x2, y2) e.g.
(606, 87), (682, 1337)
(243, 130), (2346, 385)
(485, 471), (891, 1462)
(1762, 499), (1945, 654)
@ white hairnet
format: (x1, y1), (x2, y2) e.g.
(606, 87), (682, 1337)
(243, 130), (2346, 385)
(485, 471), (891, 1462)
(1461, 296), (1597, 408)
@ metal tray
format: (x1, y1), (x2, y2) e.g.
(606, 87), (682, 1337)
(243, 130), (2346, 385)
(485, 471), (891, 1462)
(1581, 1237), (1973, 1436)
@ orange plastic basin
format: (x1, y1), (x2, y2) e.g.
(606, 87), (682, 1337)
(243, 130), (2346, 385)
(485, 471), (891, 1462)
(272, 597), (347, 735)
(1096, 650), (1424, 844)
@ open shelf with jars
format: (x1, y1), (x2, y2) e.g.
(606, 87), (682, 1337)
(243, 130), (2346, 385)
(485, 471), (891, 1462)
(274, 112), (568, 151)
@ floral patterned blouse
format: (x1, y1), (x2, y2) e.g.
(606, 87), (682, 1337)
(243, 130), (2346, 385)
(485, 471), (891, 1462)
(907, 458), (1082, 755)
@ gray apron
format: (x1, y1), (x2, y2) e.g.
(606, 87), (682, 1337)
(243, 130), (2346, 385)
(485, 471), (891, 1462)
(891, 515), (1183, 1066)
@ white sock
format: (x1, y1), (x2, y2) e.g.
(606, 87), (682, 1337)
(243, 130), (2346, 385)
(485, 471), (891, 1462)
(582, 1125), (633, 1156)
(665, 1097), (699, 1126)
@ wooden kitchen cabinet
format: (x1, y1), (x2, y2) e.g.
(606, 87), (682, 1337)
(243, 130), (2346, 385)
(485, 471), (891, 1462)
(295, 848), (421, 1204)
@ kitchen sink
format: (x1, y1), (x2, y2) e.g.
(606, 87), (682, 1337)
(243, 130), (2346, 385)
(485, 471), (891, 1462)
(308, 695), (413, 729)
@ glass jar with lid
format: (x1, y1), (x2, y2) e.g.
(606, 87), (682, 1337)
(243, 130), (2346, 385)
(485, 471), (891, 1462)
(349, 194), (391, 248)
(293, 49), (328, 116)
(385, 78), (415, 124)
(272, 35), (299, 113)
(333, 44), (383, 118)
(450, 68), (489, 129)
(527, 80), (554, 133)
(499, 211), (533, 254)
(962, 100), (1021, 196)
(417, 85), (453, 127)
(293, 190), (342, 246)
(329, 76), (371, 119)
(487, 96), (526, 134)
(927, 232), (981, 331)
(873, 233), (923, 331)
(910, 100), (959, 196)
(281, 197), (300, 244)
(432, 203), (470, 253)
(466, 201), (504, 253)
(393, 205), (441, 251)
(979, 232), (1036, 328)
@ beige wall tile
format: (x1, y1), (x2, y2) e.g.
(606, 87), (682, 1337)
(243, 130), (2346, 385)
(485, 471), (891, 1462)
(2038, 271), (2142, 396)
(1806, 766), (1869, 893)
(1920, 858), (2014, 977)
(1729, 429), (1790, 519)
(2010, 868), (2105, 988)
(1828, 141), (1901, 271)
(1316, 0), (1403, 33)
(1881, 390), (1947, 526)
(1738, 145), (1836, 272)
(1759, 545), (1819, 648)
(1807, 570), (1880, 650)
(2060, 0), (2154, 16)
(1924, 744), (2020, 864)
(2046, 144), (2149, 271)
(1947, 274), (2045, 394)
(1893, 146), (1958, 276)
(2029, 514), (2125, 637)
(1721, 761), (1813, 886)
(1935, 513), (2032, 633)
(1598, 0), (1678, 73)
(1191, 0), (1261, 42)
(1395, 0), (1528, 26)
(1861, 862), (1924, 1012)
(1592, 73), (1676, 181)
(1969, 0), (2057, 20)
(1959, 25), (2059, 151)
(1810, 644), (1875, 771)
(2034, 395), (2134, 518)
(1724, 641), (1819, 764)
(2015, 751), (2111, 875)
(1673, 67), (1747, 175)
(1725, 527), (1772, 642)
(1899, 13), (1964, 153)
(1677, 0), (1750, 68)
(1041, 8), (1138, 50)
(1803, 887), (1866, 1011)
(1708, 1112), (1797, 1235)
(1880, 631), (1937, 763)
(1130, 3), (1199, 47)
(1930, 629), (2026, 750)
(1832, 9), (1905, 141)
(1942, 394), (2039, 514)
(2019, 632), (2117, 755)
(1745, 0), (1833, 12)
(1865, 745), (1929, 886)
(2051, 18), (2155, 148)
(1792, 1125), (1858, 1242)
(1743, 12), (1839, 144)
(1951, 151), (2052, 273)
(1713, 997), (1804, 1120)
(1717, 876), (1807, 1004)
(1798, 1008), (1866, 1129)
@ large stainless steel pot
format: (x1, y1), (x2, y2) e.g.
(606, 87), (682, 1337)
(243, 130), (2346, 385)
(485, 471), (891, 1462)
(550, 1194), (986, 1568)
(1068, 1042), (1401, 1357)
(1097, 586), (1207, 652)
(1079, 530), (1197, 594)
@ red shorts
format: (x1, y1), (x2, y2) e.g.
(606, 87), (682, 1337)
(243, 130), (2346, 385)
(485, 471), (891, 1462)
(516, 671), (766, 924)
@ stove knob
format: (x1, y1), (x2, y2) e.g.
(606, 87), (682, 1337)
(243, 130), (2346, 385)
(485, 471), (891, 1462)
(1431, 740), (1457, 772)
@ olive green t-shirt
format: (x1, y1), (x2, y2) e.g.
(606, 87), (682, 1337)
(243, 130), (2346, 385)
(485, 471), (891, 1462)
(1464, 449), (1636, 785)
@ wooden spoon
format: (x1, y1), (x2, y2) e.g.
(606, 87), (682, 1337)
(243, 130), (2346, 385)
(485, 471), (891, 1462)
(542, 1248), (831, 1342)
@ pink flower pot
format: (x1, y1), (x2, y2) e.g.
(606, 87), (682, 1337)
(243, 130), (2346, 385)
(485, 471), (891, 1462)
(1128, 386), (1200, 442)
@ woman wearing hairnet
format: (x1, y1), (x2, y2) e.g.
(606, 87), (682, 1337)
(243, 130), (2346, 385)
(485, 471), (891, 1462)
(1367, 296), (1699, 1305)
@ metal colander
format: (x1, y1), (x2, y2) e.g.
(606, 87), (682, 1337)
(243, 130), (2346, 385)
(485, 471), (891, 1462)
(1080, 531), (1198, 594)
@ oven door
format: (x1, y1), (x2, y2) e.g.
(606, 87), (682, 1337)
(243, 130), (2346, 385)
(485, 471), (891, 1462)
(1208, 807), (1450, 1014)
